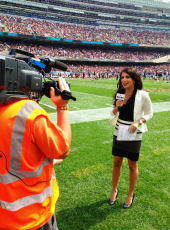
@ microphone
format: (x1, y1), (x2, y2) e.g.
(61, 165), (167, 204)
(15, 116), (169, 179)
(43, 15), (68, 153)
(42, 58), (68, 71)
(116, 93), (125, 100)
(116, 93), (125, 111)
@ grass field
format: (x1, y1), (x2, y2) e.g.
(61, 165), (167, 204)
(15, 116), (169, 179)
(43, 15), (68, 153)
(41, 78), (170, 230)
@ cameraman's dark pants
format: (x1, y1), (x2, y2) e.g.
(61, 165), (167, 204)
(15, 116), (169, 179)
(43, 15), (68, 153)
(37, 213), (59, 230)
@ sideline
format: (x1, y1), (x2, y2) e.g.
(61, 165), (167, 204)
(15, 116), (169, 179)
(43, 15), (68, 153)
(48, 101), (170, 124)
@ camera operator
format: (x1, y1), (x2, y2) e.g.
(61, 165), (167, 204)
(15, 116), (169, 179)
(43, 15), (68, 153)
(0, 77), (71, 230)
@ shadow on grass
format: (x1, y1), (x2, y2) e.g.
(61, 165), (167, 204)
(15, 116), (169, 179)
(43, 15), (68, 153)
(56, 199), (123, 230)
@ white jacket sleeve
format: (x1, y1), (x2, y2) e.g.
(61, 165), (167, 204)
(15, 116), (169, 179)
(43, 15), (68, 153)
(110, 104), (119, 116)
(109, 104), (119, 126)
(142, 92), (153, 122)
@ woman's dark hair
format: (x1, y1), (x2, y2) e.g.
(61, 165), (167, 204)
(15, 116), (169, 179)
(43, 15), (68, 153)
(113, 67), (143, 106)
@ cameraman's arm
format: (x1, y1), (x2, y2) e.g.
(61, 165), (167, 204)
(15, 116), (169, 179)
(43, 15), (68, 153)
(50, 77), (71, 159)
(56, 108), (71, 159)
(32, 116), (70, 160)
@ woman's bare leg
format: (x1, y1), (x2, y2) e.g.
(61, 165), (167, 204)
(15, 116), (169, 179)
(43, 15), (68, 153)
(125, 159), (139, 205)
(110, 156), (123, 201)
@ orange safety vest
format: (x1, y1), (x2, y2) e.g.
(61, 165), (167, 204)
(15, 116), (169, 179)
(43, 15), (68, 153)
(0, 99), (59, 230)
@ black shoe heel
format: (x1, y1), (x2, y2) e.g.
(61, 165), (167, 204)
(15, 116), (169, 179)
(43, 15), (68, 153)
(123, 194), (135, 209)
(108, 188), (119, 205)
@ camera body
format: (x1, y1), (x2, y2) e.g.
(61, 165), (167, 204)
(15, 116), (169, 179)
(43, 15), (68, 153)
(0, 49), (76, 104)
(0, 56), (42, 92)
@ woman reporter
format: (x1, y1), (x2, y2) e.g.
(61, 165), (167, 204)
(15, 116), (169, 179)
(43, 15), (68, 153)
(108, 67), (153, 208)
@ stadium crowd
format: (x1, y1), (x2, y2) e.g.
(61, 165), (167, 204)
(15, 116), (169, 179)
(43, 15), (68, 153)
(0, 14), (170, 45)
(1, 42), (170, 81)
(1, 42), (169, 61)
(66, 63), (170, 80)
(0, 41), (170, 80)
(1, 13), (170, 81)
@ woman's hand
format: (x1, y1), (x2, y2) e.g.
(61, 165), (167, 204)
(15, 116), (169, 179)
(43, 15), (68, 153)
(128, 121), (140, 133)
(116, 99), (124, 108)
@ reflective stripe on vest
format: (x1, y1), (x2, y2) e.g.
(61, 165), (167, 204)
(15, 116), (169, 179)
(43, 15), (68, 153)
(0, 100), (54, 211)
(0, 101), (53, 185)
(0, 179), (53, 211)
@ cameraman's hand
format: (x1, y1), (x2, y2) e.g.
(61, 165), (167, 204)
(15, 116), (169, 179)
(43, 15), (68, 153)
(58, 76), (70, 93)
(50, 77), (69, 107)
(53, 159), (63, 165)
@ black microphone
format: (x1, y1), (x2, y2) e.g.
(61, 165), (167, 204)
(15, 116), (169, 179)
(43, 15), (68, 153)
(42, 58), (68, 71)
(116, 93), (125, 111)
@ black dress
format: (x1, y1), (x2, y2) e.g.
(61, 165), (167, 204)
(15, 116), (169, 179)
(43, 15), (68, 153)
(112, 97), (142, 161)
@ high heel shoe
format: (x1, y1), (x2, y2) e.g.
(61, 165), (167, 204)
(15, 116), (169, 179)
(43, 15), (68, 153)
(108, 188), (119, 205)
(123, 194), (135, 209)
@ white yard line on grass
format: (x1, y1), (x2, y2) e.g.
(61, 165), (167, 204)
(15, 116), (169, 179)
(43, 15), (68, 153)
(71, 91), (111, 98)
(152, 101), (170, 113)
(70, 83), (116, 89)
(48, 101), (170, 124)
(39, 102), (56, 109)
(154, 129), (170, 133)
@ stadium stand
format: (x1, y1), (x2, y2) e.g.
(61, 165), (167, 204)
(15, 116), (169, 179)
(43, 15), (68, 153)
(0, 0), (170, 77)
(1, 41), (170, 60)
(0, 14), (170, 45)
(1, 0), (170, 29)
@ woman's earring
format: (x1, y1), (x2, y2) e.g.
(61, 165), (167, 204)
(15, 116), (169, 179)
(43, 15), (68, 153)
(134, 82), (135, 85)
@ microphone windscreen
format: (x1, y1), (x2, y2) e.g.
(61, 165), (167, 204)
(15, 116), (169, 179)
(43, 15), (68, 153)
(54, 60), (68, 71)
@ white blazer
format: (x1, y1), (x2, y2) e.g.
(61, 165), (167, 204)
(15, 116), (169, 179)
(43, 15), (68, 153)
(108, 90), (153, 133)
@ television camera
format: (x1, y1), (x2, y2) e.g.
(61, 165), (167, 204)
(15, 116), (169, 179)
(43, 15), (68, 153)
(0, 48), (76, 105)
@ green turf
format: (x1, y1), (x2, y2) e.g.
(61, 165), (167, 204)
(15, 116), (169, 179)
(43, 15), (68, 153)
(40, 78), (170, 112)
(41, 78), (170, 230)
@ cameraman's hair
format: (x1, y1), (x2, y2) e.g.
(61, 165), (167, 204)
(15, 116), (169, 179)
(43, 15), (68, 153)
(113, 67), (143, 106)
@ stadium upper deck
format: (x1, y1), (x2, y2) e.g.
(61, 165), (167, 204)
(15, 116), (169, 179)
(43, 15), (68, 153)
(1, 14), (170, 46)
(0, 0), (170, 31)
(0, 0), (170, 67)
